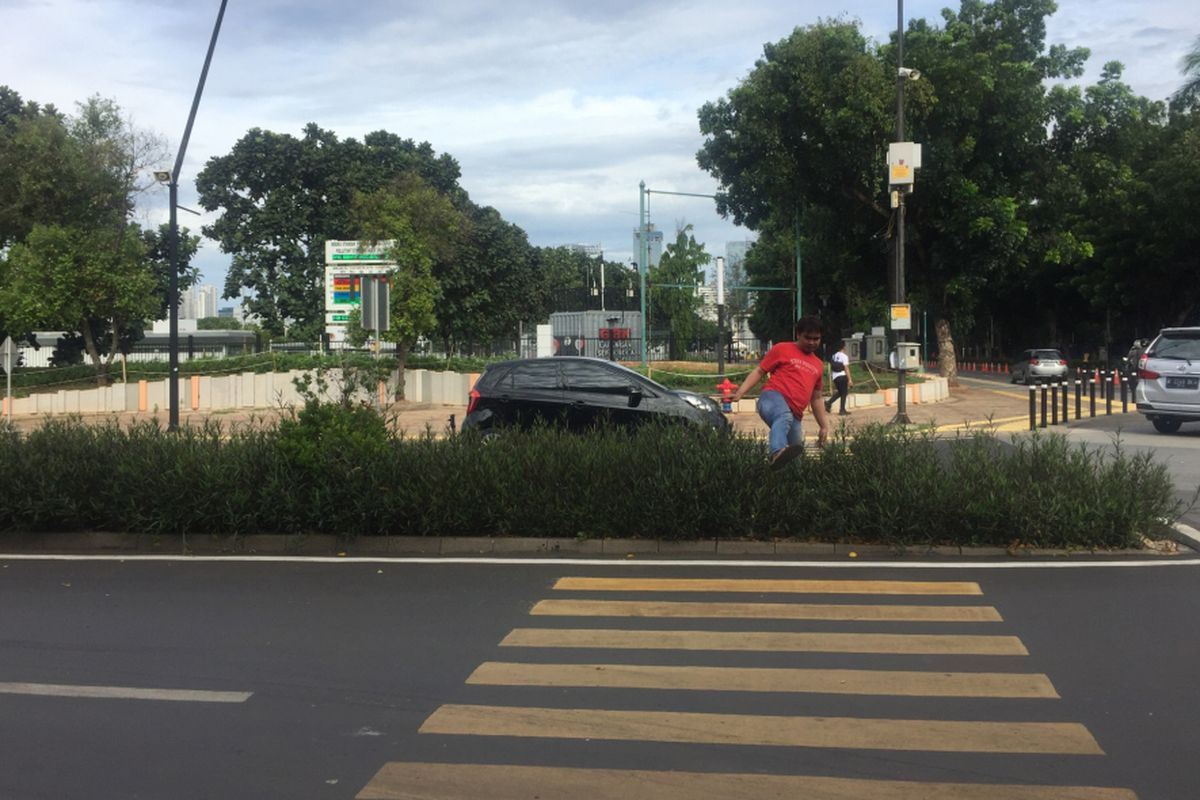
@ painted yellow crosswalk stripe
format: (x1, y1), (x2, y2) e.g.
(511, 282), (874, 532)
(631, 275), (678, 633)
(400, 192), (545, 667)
(553, 577), (984, 595)
(531, 598), (1003, 622)
(357, 762), (1137, 800)
(501, 628), (1028, 655)
(467, 662), (1059, 698)
(419, 704), (1103, 754)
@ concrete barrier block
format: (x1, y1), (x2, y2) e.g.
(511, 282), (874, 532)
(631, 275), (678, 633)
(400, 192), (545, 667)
(241, 372), (256, 407)
(36, 392), (54, 413)
(419, 370), (434, 404)
(430, 372), (447, 405)
(254, 373), (270, 407)
(206, 375), (228, 410)
(72, 388), (92, 413)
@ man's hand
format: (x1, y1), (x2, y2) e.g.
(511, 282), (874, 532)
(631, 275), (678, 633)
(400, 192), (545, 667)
(817, 423), (830, 448)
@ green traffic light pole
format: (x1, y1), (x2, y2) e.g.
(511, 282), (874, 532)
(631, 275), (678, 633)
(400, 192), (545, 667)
(165, 0), (227, 431)
(637, 183), (802, 367)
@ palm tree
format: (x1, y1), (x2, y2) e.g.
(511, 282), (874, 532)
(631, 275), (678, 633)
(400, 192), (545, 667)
(1175, 35), (1200, 105)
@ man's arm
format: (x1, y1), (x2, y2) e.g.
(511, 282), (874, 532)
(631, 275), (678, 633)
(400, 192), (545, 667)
(732, 366), (765, 404)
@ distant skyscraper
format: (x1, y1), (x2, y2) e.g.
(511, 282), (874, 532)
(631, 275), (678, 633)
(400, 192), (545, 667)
(725, 239), (755, 269)
(632, 223), (663, 268)
(179, 287), (197, 320)
(199, 285), (218, 318)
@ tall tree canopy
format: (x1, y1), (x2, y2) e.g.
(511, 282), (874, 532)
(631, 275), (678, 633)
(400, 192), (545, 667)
(197, 124), (548, 346)
(696, 0), (1198, 360)
(0, 89), (192, 379)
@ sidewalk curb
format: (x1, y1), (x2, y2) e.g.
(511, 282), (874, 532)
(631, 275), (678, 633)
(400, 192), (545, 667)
(2, 532), (1193, 559)
(1169, 522), (1200, 552)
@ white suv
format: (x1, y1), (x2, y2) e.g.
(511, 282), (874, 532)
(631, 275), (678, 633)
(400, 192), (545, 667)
(1136, 327), (1200, 434)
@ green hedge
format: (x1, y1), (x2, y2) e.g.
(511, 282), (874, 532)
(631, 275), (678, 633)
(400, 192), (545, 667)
(0, 412), (1179, 548)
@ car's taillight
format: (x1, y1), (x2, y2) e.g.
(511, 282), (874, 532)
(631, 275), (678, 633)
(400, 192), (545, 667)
(1138, 367), (1161, 380)
(1029, 359), (1040, 366)
(467, 389), (481, 414)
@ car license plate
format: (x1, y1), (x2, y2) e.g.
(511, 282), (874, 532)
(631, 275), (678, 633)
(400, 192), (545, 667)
(1166, 376), (1199, 389)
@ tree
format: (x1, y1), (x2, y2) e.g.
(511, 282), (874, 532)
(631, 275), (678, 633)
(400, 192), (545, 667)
(697, 21), (897, 344)
(352, 173), (468, 398)
(1175, 34), (1200, 108)
(197, 125), (465, 340)
(0, 224), (158, 381)
(0, 92), (170, 380)
(650, 225), (708, 360)
(696, 3), (1093, 369)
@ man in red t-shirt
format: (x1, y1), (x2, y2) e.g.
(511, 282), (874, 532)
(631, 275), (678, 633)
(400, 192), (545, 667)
(730, 316), (831, 468)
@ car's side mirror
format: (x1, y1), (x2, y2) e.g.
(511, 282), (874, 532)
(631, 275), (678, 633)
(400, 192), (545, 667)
(627, 385), (643, 407)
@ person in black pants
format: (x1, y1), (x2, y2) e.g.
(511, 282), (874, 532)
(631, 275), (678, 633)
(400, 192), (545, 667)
(824, 340), (853, 415)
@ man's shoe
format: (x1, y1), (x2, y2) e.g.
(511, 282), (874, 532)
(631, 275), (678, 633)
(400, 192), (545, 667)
(769, 444), (805, 471)
(838, 410), (851, 416)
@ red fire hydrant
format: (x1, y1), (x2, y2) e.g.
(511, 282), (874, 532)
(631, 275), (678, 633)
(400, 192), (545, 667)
(716, 377), (738, 412)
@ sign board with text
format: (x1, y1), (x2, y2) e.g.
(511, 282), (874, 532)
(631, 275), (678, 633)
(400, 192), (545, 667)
(890, 303), (912, 331)
(324, 240), (396, 342)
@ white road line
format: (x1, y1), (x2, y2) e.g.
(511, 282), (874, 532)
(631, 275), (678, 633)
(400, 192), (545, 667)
(1, 554), (1198, 569)
(0, 681), (252, 703)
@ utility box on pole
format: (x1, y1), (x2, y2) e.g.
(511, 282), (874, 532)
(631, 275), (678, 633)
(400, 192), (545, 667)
(895, 342), (922, 371)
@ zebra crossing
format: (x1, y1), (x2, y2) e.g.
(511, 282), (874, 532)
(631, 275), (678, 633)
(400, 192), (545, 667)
(356, 575), (1137, 799)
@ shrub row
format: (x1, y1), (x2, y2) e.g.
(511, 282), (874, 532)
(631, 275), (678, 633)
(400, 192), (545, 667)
(0, 408), (1181, 548)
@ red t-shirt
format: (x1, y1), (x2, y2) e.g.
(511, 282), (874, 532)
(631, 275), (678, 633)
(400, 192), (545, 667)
(760, 342), (824, 417)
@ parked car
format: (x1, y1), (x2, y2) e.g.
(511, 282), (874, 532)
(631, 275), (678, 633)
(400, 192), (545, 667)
(1135, 327), (1200, 434)
(462, 356), (730, 436)
(1010, 349), (1069, 384)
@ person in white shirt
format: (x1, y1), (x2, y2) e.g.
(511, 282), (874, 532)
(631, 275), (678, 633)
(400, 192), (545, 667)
(824, 340), (853, 415)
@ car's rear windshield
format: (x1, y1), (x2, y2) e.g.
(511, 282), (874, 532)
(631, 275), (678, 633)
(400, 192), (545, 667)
(1149, 331), (1200, 360)
(1034, 350), (1063, 360)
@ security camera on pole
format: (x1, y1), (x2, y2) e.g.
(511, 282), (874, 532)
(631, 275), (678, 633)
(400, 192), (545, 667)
(889, 0), (922, 425)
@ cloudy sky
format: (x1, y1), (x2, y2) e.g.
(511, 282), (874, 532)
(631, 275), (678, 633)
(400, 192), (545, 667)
(2, 0), (1197, 301)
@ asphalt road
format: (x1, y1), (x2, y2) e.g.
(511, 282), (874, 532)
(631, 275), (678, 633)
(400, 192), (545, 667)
(1, 558), (1197, 799)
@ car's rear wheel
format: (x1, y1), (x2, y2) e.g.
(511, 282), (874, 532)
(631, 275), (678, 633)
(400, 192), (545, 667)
(1152, 418), (1183, 434)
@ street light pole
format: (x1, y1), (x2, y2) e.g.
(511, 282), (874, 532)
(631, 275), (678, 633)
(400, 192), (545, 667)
(892, 0), (912, 425)
(166, 0), (228, 431)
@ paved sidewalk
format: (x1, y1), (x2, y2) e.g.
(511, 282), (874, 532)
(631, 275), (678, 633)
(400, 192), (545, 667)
(3, 382), (1039, 440)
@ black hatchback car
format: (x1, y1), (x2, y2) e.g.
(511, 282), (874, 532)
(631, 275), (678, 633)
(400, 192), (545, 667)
(462, 356), (730, 434)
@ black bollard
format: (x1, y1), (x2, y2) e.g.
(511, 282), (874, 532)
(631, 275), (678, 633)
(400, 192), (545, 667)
(1051, 383), (1059, 425)
(1061, 381), (1069, 422)
(1029, 385), (1036, 431)
(1121, 376), (1128, 414)
(1106, 373), (1113, 416)
(1075, 379), (1082, 420)
(1089, 377), (1096, 417)
(1040, 384), (1048, 428)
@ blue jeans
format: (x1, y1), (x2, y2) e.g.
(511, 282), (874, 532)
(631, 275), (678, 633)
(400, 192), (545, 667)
(757, 389), (803, 455)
